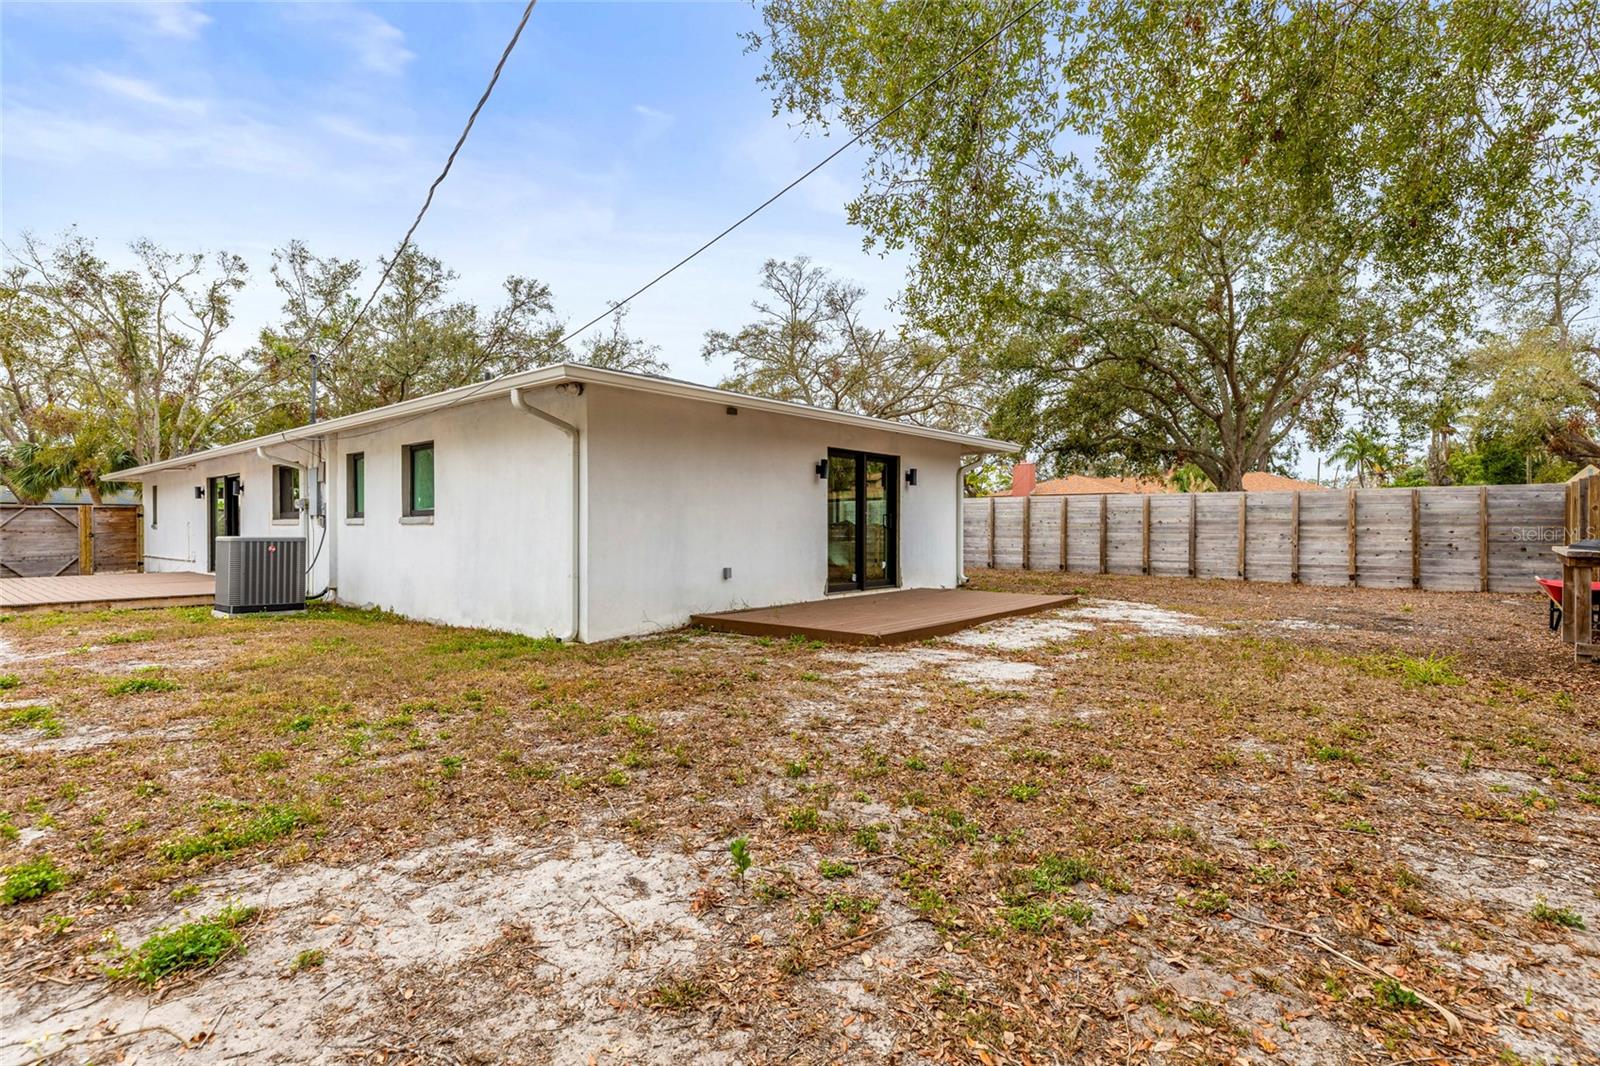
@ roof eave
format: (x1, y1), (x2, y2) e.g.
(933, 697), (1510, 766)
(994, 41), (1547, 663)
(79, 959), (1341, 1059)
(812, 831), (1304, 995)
(116, 362), (1017, 479)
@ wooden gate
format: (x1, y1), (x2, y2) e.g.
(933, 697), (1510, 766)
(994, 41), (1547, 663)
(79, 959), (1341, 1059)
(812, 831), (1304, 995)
(0, 505), (144, 579)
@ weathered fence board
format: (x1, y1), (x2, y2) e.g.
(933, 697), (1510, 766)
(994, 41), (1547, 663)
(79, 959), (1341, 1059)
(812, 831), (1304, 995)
(0, 505), (143, 579)
(964, 482), (1575, 594)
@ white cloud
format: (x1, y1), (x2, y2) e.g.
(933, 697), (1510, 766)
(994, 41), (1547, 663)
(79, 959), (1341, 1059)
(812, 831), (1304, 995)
(284, 6), (414, 75)
(138, 1), (211, 40)
(84, 69), (207, 116)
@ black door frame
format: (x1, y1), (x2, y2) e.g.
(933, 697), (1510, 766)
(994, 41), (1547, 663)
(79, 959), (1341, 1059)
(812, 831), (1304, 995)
(206, 474), (242, 572)
(827, 448), (898, 593)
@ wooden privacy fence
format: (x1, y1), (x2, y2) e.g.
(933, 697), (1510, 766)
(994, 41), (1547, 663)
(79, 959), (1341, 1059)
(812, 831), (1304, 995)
(963, 482), (1583, 593)
(0, 505), (144, 579)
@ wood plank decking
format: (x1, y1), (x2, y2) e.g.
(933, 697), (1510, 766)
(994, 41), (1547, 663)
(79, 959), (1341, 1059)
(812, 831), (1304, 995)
(0, 572), (215, 612)
(691, 588), (1077, 645)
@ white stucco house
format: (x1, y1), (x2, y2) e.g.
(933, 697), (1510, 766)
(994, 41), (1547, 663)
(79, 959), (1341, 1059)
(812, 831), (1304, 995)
(117, 364), (1016, 642)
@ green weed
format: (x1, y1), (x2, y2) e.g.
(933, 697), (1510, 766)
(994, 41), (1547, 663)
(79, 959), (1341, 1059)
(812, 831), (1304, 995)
(2, 856), (67, 904)
(109, 904), (256, 985)
(1530, 899), (1585, 929)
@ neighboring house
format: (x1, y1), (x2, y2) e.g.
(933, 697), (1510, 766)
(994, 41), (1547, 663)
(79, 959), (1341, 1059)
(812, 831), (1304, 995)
(1000, 462), (1326, 496)
(116, 363), (1016, 642)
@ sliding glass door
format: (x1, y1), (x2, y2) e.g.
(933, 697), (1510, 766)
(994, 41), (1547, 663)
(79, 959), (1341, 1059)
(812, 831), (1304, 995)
(827, 449), (897, 592)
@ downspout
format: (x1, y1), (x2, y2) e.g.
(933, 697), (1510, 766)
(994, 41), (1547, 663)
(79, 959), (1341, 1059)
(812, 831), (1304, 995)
(957, 456), (983, 586)
(256, 444), (321, 598)
(510, 387), (581, 642)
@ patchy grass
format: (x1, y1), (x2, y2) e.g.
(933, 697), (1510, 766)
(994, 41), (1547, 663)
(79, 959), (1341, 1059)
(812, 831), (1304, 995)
(159, 803), (313, 863)
(3, 574), (1598, 1063)
(108, 903), (257, 986)
(5, 704), (62, 737)
(106, 672), (179, 695)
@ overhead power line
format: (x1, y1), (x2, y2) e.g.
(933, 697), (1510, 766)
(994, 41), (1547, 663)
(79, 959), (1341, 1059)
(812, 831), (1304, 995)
(298, 0), (1046, 442)
(326, 0), (540, 364)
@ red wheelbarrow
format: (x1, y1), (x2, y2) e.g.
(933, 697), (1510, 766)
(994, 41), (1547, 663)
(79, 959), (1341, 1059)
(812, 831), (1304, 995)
(1536, 577), (1600, 632)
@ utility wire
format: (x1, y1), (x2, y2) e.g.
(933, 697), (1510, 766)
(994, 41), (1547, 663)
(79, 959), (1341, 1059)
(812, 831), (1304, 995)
(287, 0), (1046, 444)
(328, 0), (539, 361)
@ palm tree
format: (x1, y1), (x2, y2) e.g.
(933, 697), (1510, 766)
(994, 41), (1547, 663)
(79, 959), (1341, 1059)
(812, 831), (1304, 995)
(1330, 428), (1394, 488)
(2, 414), (133, 504)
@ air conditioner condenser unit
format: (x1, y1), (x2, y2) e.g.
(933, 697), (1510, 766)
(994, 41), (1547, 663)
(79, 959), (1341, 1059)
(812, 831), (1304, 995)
(214, 536), (307, 615)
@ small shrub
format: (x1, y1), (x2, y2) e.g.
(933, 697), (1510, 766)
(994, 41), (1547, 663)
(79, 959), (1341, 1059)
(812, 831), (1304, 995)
(110, 904), (256, 985)
(0, 674), (19, 690)
(729, 837), (752, 879)
(2, 856), (67, 904)
(818, 859), (855, 880)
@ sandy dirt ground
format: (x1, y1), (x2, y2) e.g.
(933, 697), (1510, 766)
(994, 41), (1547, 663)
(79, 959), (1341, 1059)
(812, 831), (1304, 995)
(1, 572), (1597, 1064)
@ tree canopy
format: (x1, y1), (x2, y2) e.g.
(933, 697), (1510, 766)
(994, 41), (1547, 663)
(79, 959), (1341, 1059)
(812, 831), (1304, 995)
(704, 256), (985, 428)
(752, 0), (1600, 487)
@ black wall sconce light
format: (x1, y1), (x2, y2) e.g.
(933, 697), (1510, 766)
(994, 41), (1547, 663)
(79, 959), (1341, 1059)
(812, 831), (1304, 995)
(815, 458), (829, 480)
(905, 468), (918, 487)
(194, 486), (204, 499)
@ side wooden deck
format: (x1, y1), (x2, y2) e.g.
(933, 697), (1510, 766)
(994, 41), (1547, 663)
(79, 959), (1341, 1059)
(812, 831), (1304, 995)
(0, 572), (214, 612)
(691, 587), (1077, 645)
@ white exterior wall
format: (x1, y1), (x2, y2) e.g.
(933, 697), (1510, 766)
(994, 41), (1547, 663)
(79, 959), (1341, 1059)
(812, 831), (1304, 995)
(140, 446), (331, 594)
(135, 383), (976, 642)
(323, 392), (580, 636)
(580, 384), (966, 642)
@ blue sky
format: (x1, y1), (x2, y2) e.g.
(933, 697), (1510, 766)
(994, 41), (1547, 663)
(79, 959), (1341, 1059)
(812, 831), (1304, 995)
(1, 0), (907, 383)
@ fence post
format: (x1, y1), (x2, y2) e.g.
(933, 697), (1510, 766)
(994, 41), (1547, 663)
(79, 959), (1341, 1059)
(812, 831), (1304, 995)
(1141, 495), (1152, 575)
(1410, 488), (1422, 588)
(1478, 486), (1489, 592)
(1098, 495), (1109, 574)
(988, 496), (996, 569)
(1188, 493), (1197, 578)
(1021, 495), (1032, 570)
(1236, 494), (1247, 578)
(1588, 474), (1600, 540)
(1289, 491), (1301, 584)
(1346, 488), (1358, 586)
(77, 504), (94, 576)
(1059, 496), (1069, 571)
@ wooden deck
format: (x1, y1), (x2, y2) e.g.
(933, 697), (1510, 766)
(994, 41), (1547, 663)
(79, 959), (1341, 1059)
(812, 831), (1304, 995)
(691, 588), (1077, 645)
(0, 571), (214, 612)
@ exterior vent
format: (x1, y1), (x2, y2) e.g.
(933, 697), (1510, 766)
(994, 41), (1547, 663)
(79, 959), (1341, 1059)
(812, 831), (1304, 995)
(214, 536), (306, 615)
